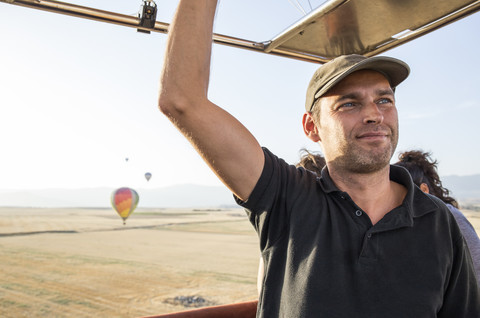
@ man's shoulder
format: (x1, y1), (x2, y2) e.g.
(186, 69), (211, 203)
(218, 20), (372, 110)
(417, 192), (465, 236)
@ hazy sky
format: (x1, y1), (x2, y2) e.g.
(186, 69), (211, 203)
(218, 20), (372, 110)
(1, 0), (479, 191)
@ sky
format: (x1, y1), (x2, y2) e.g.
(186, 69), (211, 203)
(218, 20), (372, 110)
(1, 0), (479, 191)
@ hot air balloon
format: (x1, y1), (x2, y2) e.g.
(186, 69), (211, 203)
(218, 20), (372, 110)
(111, 187), (139, 225)
(145, 172), (152, 181)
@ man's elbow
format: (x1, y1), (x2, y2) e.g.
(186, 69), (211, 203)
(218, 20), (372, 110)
(158, 90), (188, 118)
(158, 94), (174, 116)
(158, 86), (210, 121)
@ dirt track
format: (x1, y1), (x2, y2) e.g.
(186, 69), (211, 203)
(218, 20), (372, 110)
(0, 208), (260, 317)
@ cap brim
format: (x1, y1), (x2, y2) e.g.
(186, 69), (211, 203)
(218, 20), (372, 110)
(313, 56), (410, 100)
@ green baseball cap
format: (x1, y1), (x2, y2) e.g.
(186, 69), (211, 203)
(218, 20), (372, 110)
(305, 54), (410, 112)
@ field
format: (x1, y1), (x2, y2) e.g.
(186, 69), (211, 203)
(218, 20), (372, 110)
(1, 206), (479, 318)
(0, 207), (260, 317)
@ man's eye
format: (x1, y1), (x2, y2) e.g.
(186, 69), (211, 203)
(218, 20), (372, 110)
(339, 102), (355, 108)
(377, 98), (393, 104)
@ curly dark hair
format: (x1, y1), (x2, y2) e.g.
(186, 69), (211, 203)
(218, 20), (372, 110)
(296, 148), (326, 174)
(395, 150), (458, 208)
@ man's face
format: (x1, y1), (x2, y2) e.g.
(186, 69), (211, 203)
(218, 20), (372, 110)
(314, 70), (398, 174)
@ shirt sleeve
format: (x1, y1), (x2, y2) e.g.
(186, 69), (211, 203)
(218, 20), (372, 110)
(447, 204), (480, 284)
(437, 220), (480, 316)
(235, 147), (315, 252)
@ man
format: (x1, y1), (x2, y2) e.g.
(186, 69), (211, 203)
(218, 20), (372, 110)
(158, 1), (480, 317)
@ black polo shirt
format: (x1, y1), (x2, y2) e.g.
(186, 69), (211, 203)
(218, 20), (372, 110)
(238, 148), (479, 318)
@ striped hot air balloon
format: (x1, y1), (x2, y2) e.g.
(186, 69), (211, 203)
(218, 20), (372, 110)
(111, 187), (139, 225)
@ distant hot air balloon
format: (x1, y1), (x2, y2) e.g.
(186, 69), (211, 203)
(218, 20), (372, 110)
(145, 172), (152, 181)
(111, 187), (139, 225)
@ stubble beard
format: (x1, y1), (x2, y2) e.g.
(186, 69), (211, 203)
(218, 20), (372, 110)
(335, 128), (398, 174)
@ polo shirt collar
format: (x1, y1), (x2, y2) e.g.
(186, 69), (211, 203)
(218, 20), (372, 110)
(390, 165), (440, 219)
(317, 164), (440, 225)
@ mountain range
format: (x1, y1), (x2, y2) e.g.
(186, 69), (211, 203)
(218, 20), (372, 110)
(1, 174), (479, 208)
(0, 184), (235, 208)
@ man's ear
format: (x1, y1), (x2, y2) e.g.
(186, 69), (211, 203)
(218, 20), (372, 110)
(419, 183), (430, 194)
(302, 112), (321, 142)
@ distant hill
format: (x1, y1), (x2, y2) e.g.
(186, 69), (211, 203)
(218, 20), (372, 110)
(442, 174), (480, 204)
(0, 174), (479, 208)
(0, 184), (235, 208)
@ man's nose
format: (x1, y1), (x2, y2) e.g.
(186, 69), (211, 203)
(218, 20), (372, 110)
(363, 102), (384, 124)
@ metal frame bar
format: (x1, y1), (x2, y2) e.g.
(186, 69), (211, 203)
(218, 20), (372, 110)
(2, 0), (480, 64)
(0, 0), (326, 63)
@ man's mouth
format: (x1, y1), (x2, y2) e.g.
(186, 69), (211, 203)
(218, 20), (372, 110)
(356, 131), (389, 141)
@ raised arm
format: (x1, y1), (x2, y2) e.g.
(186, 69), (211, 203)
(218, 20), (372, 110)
(158, 0), (264, 201)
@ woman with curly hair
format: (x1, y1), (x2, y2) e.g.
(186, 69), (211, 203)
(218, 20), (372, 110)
(395, 150), (480, 282)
